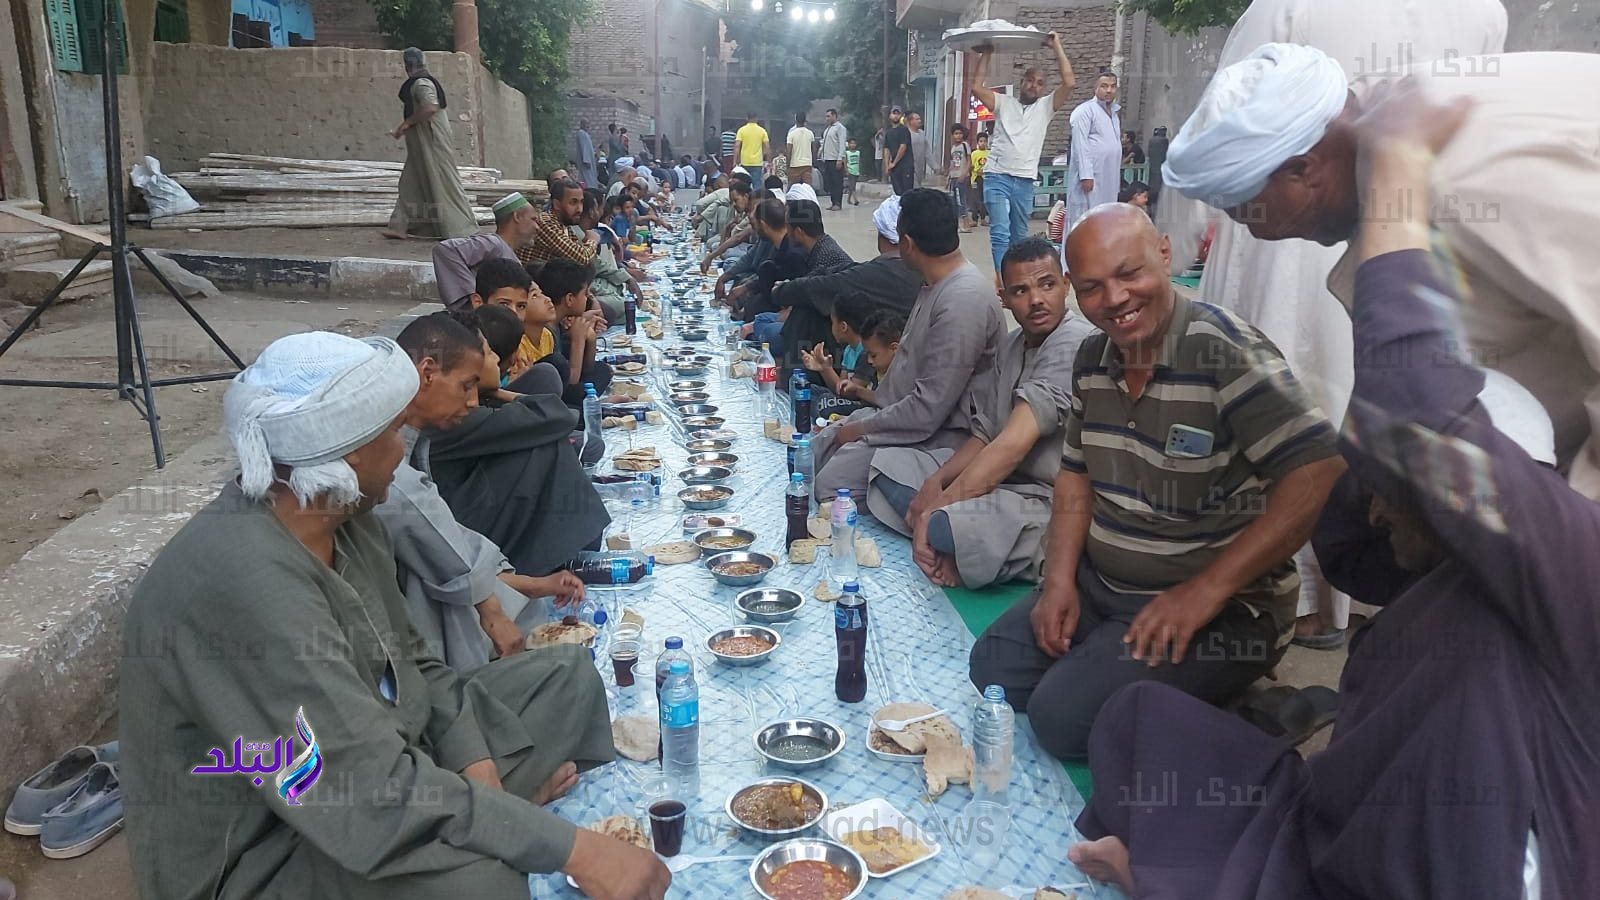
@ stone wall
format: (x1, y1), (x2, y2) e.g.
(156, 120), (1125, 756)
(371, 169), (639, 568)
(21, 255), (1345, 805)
(565, 0), (717, 155)
(139, 44), (532, 177)
(312, 0), (393, 50)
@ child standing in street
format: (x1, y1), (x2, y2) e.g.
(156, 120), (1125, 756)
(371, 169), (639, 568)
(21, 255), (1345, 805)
(969, 132), (990, 226)
(947, 124), (973, 232)
(844, 139), (862, 206)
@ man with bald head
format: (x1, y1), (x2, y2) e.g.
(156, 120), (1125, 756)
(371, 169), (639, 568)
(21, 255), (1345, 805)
(968, 204), (1345, 761)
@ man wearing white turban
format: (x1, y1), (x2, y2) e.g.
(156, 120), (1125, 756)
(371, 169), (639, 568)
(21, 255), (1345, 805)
(1159, 0), (1509, 648)
(119, 331), (670, 900)
(1163, 41), (1600, 514)
(1071, 86), (1598, 900)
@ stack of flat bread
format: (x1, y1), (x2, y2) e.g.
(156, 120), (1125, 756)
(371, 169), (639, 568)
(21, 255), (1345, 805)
(874, 703), (972, 797)
(645, 540), (700, 565)
(588, 815), (650, 849)
(526, 616), (598, 650)
(614, 448), (661, 471)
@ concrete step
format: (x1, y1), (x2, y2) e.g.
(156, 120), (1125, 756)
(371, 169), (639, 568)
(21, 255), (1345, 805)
(0, 258), (114, 305)
(0, 231), (62, 270)
(2, 198), (45, 214)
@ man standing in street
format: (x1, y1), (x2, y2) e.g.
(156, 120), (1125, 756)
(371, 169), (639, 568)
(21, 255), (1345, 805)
(1065, 71), (1123, 233)
(967, 33), (1076, 275)
(385, 48), (477, 240)
(883, 107), (914, 196)
(735, 112), (770, 173)
(786, 113), (816, 189)
(574, 120), (598, 189)
(820, 108), (848, 211)
(908, 112), (935, 188)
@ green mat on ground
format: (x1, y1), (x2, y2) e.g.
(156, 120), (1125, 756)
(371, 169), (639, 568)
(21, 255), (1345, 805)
(943, 581), (1094, 800)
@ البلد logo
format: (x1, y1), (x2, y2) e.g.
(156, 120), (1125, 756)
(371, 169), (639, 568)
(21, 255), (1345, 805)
(191, 706), (323, 806)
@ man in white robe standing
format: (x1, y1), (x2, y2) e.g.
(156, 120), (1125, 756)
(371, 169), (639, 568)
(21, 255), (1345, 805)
(1064, 71), (1122, 234)
(1164, 0), (1507, 648)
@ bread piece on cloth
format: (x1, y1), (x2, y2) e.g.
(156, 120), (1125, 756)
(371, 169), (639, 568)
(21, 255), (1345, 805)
(789, 538), (819, 564)
(646, 540), (700, 565)
(855, 536), (881, 568)
(943, 889), (1010, 900)
(526, 616), (597, 649)
(611, 717), (661, 762)
(588, 814), (651, 849)
(923, 730), (974, 797)
(814, 580), (842, 602)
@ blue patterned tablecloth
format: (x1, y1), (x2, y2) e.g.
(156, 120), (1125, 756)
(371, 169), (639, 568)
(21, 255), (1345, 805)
(531, 248), (1112, 899)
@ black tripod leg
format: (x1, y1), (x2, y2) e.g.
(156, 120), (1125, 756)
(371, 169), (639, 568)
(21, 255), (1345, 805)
(121, 274), (166, 467)
(129, 245), (246, 369)
(0, 243), (105, 360)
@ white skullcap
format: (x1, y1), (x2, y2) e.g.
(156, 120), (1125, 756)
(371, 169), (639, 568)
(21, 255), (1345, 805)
(492, 192), (528, 213)
(785, 183), (818, 204)
(224, 332), (418, 507)
(1163, 43), (1350, 208)
(1477, 370), (1557, 466)
(873, 195), (901, 243)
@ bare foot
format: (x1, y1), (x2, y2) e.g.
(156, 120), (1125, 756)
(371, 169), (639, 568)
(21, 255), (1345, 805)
(1068, 836), (1134, 894)
(381, 230), (409, 241)
(532, 761), (579, 805)
(929, 553), (960, 587)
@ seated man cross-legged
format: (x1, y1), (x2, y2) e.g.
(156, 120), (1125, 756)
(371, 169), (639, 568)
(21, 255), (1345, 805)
(969, 204), (1346, 761)
(868, 236), (1096, 589)
(119, 332), (670, 899)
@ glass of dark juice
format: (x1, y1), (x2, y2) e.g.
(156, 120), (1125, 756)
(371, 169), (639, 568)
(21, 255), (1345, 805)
(610, 640), (640, 687)
(648, 799), (687, 857)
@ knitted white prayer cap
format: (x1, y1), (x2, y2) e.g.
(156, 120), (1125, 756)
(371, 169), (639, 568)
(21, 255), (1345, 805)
(1163, 43), (1350, 208)
(223, 332), (418, 506)
(873, 195), (901, 243)
(1477, 370), (1557, 466)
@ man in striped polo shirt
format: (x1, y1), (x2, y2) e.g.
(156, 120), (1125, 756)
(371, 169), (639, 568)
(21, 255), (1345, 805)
(969, 204), (1346, 761)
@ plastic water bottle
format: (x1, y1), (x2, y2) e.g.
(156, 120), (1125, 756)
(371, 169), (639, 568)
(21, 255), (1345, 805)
(572, 551), (654, 586)
(787, 436), (800, 476)
(659, 290), (673, 335)
(829, 489), (858, 584)
(574, 596), (609, 658)
(971, 685), (1014, 806)
(785, 473), (810, 549)
(659, 660), (701, 792)
(622, 498), (644, 546)
(793, 436), (814, 504)
(756, 342), (778, 398)
(964, 684), (1015, 868)
(790, 369), (813, 433)
(834, 582), (867, 703)
(579, 383), (602, 462)
(654, 637), (691, 761)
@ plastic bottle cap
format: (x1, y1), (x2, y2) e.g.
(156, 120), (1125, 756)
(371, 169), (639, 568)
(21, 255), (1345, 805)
(665, 636), (683, 649)
(791, 472), (804, 482)
(593, 609), (609, 626)
(792, 433), (804, 441)
(796, 437), (810, 448)
(983, 684), (1006, 702)
(669, 660), (690, 674)
(836, 489), (850, 498)
(584, 382), (596, 392)
(631, 499), (643, 508)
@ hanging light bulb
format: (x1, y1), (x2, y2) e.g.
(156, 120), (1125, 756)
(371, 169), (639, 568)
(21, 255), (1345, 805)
(823, 5), (834, 20)
(751, 0), (762, 8)
(789, 5), (803, 20)
(807, 8), (820, 22)
(774, 0), (782, 10)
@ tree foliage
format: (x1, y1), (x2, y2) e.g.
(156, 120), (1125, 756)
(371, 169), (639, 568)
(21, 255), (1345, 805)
(1120, 0), (1249, 35)
(367, 0), (592, 171)
(818, 0), (906, 140)
(722, 8), (831, 119)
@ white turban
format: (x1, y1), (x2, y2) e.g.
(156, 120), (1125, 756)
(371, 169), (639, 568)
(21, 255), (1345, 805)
(873, 195), (901, 244)
(1163, 43), (1350, 208)
(224, 332), (418, 506)
(785, 183), (818, 204)
(1478, 370), (1557, 467)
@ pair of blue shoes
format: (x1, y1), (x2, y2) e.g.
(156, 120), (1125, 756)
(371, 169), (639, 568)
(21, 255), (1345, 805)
(3, 741), (122, 859)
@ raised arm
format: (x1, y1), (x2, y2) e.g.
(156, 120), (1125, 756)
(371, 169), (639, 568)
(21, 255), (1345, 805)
(1046, 32), (1077, 112)
(966, 49), (999, 114)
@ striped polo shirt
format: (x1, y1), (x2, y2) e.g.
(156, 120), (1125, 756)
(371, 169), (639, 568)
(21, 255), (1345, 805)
(1061, 295), (1339, 634)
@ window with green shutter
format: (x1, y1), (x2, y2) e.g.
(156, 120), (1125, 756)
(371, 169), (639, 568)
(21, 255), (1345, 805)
(154, 0), (190, 43)
(45, 0), (84, 72)
(76, 0), (129, 76)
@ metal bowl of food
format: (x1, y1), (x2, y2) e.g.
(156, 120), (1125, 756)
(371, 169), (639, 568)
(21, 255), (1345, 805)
(668, 379), (706, 392)
(678, 485), (734, 511)
(694, 526), (757, 556)
(671, 364), (708, 377)
(687, 451), (738, 471)
(668, 391), (711, 406)
(705, 550), (776, 587)
(683, 415), (726, 429)
(684, 438), (733, 453)
(679, 465), (733, 486)
(677, 329), (711, 343)
(749, 838), (867, 899)
(726, 778), (829, 838)
(734, 587), (803, 624)
(706, 623), (781, 666)
(676, 404), (720, 418)
(753, 719), (846, 771)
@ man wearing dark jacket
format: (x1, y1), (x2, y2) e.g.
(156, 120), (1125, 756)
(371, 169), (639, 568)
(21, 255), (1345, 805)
(747, 199), (856, 355)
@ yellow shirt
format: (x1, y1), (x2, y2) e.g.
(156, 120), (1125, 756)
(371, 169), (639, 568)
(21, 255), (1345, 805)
(736, 123), (769, 167)
(520, 329), (554, 365)
(970, 148), (989, 185)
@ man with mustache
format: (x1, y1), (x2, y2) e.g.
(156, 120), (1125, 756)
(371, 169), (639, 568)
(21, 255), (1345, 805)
(968, 204), (1346, 761)
(866, 237), (1095, 590)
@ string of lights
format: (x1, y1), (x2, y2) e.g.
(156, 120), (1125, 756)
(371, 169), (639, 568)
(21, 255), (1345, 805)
(749, 0), (837, 23)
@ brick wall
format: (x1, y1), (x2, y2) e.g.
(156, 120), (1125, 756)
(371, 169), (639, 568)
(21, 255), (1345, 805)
(565, 0), (716, 155)
(1009, 2), (1128, 157)
(312, 0), (392, 49)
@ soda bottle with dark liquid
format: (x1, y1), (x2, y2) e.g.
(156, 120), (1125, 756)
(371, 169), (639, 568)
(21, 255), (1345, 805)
(624, 296), (638, 335)
(790, 369), (813, 433)
(785, 473), (810, 549)
(834, 582), (867, 703)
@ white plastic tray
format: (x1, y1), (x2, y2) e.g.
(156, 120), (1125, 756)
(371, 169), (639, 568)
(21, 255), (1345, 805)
(819, 798), (942, 878)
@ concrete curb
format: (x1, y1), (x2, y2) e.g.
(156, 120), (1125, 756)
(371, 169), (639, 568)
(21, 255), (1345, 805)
(0, 434), (235, 797)
(155, 250), (436, 302)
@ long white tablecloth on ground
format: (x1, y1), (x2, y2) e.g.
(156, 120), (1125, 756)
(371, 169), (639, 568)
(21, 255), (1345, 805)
(530, 242), (1111, 899)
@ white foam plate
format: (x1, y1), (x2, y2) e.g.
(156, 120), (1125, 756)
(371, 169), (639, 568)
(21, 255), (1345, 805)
(819, 798), (941, 878)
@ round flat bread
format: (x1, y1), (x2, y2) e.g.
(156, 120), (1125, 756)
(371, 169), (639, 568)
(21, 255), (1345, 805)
(646, 540), (700, 565)
(611, 717), (660, 762)
(944, 890), (1010, 900)
(807, 516), (832, 541)
(589, 814), (651, 849)
(814, 580), (842, 602)
(789, 538), (819, 565)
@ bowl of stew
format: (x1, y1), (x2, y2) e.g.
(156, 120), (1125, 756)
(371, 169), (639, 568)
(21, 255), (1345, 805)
(749, 838), (866, 900)
(726, 778), (828, 837)
(706, 624), (781, 665)
(705, 550), (776, 586)
(693, 527), (757, 556)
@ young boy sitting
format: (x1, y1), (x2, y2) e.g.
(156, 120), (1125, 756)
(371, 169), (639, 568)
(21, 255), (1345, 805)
(466, 258), (563, 398)
(843, 309), (903, 409)
(800, 293), (877, 420)
(531, 258), (611, 408)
